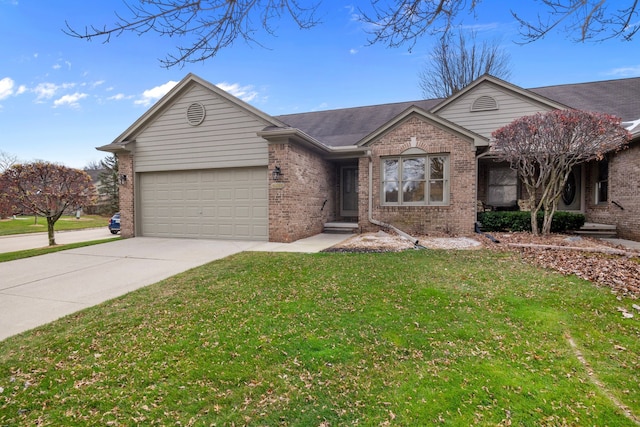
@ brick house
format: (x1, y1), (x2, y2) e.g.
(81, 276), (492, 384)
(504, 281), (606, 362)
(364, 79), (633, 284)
(98, 73), (640, 242)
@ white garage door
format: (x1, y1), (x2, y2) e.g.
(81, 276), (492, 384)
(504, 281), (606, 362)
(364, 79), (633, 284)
(139, 167), (268, 240)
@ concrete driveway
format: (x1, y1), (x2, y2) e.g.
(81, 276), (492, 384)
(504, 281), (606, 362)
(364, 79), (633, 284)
(0, 234), (350, 341)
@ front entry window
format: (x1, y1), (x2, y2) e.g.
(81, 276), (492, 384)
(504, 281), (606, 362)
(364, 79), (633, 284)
(382, 155), (449, 206)
(487, 166), (517, 207)
(596, 159), (608, 204)
(341, 166), (358, 216)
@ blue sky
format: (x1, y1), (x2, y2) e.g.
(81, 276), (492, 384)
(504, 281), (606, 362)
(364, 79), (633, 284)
(1, 0), (639, 169)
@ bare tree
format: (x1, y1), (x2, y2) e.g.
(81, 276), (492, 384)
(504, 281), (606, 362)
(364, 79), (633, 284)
(1, 162), (97, 245)
(65, 1), (639, 68)
(514, 0), (640, 43)
(361, 0), (639, 48)
(0, 150), (18, 173)
(492, 110), (630, 236)
(64, 0), (320, 68)
(419, 31), (511, 99)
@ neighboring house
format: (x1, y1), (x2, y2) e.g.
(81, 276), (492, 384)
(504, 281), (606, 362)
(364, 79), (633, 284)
(97, 73), (640, 242)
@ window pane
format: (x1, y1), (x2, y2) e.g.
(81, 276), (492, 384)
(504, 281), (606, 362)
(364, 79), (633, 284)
(430, 157), (445, 180)
(596, 160), (608, 203)
(598, 160), (608, 181)
(402, 158), (425, 181)
(385, 183), (399, 203)
(383, 159), (398, 181)
(488, 167), (517, 206)
(403, 181), (425, 202)
(597, 181), (608, 203)
(429, 181), (444, 202)
(383, 159), (399, 203)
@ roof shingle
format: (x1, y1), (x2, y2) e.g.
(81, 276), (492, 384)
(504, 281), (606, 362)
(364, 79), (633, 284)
(274, 77), (640, 147)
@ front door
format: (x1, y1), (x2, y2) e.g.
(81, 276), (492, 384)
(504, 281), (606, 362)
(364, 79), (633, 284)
(558, 165), (584, 211)
(340, 166), (358, 217)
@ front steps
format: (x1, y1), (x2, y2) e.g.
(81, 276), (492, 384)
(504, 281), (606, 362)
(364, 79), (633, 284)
(574, 222), (617, 238)
(323, 222), (359, 234)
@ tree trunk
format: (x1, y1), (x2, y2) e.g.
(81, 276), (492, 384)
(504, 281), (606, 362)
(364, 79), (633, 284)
(542, 206), (553, 235)
(529, 193), (539, 236)
(47, 217), (56, 246)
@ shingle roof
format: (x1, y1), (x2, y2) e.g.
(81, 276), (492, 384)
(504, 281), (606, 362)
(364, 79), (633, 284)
(274, 77), (640, 148)
(275, 99), (442, 147)
(529, 77), (640, 122)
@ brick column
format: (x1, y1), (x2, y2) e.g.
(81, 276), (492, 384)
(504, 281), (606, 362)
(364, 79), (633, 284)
(117, 152), (135, 238)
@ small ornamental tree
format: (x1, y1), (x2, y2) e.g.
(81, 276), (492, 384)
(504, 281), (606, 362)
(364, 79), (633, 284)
(0, 161), (97, 245)
(492, 110), (630, 235)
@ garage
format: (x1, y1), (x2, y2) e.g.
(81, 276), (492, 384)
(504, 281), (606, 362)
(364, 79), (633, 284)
(138, 167), (268, 240)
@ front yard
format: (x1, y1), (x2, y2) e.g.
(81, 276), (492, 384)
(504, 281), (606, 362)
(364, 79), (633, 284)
(1, 249), (638, 425)
(0, 215), (110, 236)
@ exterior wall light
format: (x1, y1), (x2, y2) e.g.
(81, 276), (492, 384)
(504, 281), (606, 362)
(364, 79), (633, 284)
(119, 174), (128, 185)
(272, 166), (283, 181)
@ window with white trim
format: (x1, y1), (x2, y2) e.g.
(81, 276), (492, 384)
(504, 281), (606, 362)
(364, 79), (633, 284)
(382, 155), (449, 205)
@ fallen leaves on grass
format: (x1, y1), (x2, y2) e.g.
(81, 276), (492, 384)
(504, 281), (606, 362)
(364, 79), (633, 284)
(483, 233), (640, 299)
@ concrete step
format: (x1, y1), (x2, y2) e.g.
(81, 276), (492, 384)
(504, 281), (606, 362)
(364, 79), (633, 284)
(575, 222), (617, 238)
(323, 222), (359, 234)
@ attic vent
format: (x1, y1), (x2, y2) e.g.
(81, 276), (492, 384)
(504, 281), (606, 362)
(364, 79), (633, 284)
(471, 95), (498, 112)
(186, 102), (206, 126)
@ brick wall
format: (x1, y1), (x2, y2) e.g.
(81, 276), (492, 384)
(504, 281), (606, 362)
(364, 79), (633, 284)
(358, 115), (477, 236)
(268, 141), (336, 242)
(585, 143), (640, 241)
(117, 152), (135, 238)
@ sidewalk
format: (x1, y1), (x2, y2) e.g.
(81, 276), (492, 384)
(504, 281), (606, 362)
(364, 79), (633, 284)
(0, 228), (119, 253)
(599, 238), (640, 252)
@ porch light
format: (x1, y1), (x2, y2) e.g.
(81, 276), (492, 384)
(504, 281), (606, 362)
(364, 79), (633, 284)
(272, 166), (283, 181)
(119, 174), (127, 185)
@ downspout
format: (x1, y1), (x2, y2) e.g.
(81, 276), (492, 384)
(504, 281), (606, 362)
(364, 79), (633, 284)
(367, 156), (422, 247)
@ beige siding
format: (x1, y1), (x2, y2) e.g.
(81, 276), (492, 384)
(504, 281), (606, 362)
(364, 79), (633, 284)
(438, 83), (555, 138)
(134, 85), (269, 172)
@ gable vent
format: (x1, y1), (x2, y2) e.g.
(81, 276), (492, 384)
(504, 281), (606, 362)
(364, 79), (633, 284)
(471, 95), (498, 112)
(186, 102), (206, 126)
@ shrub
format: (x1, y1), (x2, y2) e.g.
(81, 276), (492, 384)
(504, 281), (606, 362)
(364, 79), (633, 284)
(478, 211), (585, 233)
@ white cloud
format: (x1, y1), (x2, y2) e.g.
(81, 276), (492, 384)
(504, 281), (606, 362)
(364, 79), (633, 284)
(350, 48), (358, 55)
(606, 65), (640, 77)
(135, 80), (179, 106)
(16, 85), (27, 95)
(33, 82), (75, 101)
(216, 82), (258, 102)
(52, 63), (61, 70)
(108, 93), (128, 101)
(53, 92), (88, 108)
(0, 77), (15, 100)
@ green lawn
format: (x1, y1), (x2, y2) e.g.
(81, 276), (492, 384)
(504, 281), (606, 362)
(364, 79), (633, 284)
(0, 238), (121, 263)
(0, 215), (110, 236)
(1, 250), (638, 426)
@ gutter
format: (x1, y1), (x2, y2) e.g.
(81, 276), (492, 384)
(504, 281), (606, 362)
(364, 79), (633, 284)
(367, 156), (422, 248)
